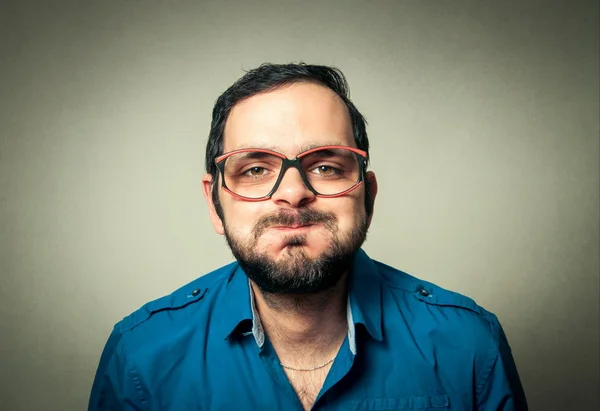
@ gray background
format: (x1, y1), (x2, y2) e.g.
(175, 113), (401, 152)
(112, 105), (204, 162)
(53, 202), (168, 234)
(1, 1), (598, 410)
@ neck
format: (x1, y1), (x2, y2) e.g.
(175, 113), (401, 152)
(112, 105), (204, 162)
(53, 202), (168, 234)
(250, 275), (349, 359)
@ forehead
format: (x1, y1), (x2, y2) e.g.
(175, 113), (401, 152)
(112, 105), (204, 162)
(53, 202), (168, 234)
(223, 82), (355, 156)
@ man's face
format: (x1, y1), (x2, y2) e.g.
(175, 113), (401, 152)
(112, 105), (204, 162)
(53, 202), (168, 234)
(203, 82), (377, 294)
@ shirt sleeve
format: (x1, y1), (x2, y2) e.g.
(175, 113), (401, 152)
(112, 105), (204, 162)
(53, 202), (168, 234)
(88, 324), (148, 411)
(476, 319), (528, 411)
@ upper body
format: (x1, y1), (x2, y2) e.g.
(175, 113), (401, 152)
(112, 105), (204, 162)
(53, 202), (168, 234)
(89, 249), (527, 411)
(89, 63), (527, 410)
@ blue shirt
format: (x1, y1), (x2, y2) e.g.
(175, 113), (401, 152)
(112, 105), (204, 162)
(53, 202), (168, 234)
(89, 249), (527, 410)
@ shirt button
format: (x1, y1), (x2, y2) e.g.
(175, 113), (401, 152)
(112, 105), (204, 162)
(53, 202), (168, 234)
(191, 288), (201, 297)
(418, 287), (430, 297)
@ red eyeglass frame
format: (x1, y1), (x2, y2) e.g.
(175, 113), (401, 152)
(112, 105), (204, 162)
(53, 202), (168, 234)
(214, 145), (368, 202)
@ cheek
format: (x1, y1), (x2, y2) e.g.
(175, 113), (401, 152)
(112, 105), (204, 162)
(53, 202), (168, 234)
(321, 195), (366, 234)
(221, 200), (265, 234)
(336, 201), (366, 232)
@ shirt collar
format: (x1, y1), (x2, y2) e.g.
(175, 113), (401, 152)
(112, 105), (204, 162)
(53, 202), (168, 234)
(347, 248), (383, 342)
(221, 248), (383, 349)
(221, 265), (255, 342)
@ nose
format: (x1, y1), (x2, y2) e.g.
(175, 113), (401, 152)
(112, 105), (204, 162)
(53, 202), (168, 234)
(270, 166), (316, 208)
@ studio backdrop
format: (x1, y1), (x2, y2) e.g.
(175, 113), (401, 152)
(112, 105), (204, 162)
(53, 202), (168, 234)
(0, 1), (598, 410)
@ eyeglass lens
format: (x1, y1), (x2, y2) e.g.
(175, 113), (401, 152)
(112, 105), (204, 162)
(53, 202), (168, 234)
(222, 148), (361, 198)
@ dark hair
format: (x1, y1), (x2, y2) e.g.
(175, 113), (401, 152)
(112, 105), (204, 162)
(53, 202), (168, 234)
(205, 63), (373, 218)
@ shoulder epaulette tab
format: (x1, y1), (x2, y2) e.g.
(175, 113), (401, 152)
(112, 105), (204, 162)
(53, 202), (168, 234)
(412, 282), (484, 316)
(120, 285), (208, 332)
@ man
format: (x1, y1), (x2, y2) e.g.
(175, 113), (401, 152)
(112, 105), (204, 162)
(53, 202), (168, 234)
(89, 63), (528, 410)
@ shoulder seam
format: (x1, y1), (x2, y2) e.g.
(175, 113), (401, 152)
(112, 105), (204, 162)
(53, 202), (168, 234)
(126, 356), (150, 410)
(117, 328), (150, 410)
(475, 315), (502, 403)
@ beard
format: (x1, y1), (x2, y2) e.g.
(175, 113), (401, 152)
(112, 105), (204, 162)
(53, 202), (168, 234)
(223, 207), (368, 295)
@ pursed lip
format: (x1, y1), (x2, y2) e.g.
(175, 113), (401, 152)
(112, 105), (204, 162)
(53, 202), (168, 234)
(269, 224), (316, 231)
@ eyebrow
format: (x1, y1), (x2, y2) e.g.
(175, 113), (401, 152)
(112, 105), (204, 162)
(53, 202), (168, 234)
(232, 142), (351, 156)
(226, 151), (275, 164)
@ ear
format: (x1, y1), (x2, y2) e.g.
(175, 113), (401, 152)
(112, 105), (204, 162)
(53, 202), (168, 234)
(365, 171), (378, 228)
(202, 174), (225, 235)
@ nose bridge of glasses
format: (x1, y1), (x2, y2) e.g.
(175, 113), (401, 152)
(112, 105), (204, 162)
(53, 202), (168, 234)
(277, 157), (312, 189)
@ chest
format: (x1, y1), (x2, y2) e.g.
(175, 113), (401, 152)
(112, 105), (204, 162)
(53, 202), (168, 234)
(136, 335), (474, 411)
(283, 365), (332, 411)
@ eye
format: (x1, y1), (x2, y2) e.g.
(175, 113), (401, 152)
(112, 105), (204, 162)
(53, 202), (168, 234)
(244, 167), (268, 177)
(311, 165), (341, 176)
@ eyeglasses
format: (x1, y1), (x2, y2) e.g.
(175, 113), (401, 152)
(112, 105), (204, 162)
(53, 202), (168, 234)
(215, 145), (368, 201)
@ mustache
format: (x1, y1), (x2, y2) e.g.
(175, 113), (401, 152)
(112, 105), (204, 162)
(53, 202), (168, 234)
(252, 209), (336, 238)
